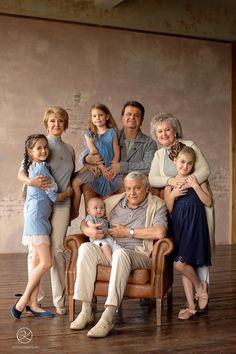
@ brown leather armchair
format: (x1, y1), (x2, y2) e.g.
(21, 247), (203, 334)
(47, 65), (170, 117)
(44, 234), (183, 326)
(64, 233), (174, 326)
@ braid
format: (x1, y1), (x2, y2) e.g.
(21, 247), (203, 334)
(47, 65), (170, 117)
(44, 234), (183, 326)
(23, 145), (31, 176)
(23, 134), (48, 175)
(168, 141), (186, 161)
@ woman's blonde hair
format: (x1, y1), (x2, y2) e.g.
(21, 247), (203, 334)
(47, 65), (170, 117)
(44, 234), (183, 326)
(43, 106), (69, 130)
(150, 112), (183, 142)
(87, 103), (118, 137)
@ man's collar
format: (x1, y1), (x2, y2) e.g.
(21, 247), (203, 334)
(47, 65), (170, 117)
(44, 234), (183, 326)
(119, 129), (146, 144)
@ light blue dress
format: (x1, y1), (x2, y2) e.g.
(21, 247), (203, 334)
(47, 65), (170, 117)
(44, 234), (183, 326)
(79, 128), (123, 196)
(23, 162), (58, 237)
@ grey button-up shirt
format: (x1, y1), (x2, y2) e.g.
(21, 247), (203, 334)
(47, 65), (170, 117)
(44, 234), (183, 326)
(118, 129), (157, 174)
(79, 128), (157, 175)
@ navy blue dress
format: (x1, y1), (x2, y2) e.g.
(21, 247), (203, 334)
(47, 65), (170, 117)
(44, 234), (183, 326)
(168, 188), (211, 268)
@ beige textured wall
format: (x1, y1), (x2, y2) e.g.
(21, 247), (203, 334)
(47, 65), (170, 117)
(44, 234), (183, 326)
(0, 0), (235, 41)
(0, 15), (230, 252)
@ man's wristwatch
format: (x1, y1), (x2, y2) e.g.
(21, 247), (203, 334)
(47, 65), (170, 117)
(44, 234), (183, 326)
(129, 228), (135, 238)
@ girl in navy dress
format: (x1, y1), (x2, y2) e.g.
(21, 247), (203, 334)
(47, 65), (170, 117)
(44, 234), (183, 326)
(71, 103), (123, 219)
(164, 145), (212, 320)
(12, 134), (72, 319)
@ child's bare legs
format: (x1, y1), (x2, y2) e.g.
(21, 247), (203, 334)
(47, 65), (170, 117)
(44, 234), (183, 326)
(15, 243), (52, 312)
(175, 261), (208, 315)
(174, 261), (203, 295)
(71, 177), (83, 220)
(27, 251), (42, 312)
(100, 244), (112, 263)
(181, 274), (195, 310)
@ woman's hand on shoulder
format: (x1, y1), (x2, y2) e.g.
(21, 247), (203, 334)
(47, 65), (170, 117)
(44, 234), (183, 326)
(167, 176), (186, 188)
(185, 175), (199, 189)
(30, 175), (52, 190)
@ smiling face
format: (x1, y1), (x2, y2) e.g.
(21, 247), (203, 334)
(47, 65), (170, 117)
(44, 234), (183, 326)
(175, 151), (195, 177)
(46, 113), (65, 137)
(29, 138), (49, 163)
(122, 105), (143, 130)
(155, 121), (176, 148)
(124, 178), (149, 208)
(87, 198), (106, 218)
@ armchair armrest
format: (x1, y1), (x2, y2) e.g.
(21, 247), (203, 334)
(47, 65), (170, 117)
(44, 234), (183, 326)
(64, 233), (89, 295)
(149, 237), (174, 288)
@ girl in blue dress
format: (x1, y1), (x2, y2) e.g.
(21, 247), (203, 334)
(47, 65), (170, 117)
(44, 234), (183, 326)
(12, 134), (72, 319)
(71, 103), (123, 219)
(164, 145), (212, 320)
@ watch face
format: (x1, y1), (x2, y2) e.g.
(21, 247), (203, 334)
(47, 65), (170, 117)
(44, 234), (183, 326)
(130, 228), (135, 236)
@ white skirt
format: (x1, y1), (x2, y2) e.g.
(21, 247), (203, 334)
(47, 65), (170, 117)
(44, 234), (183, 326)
(22, 235), (50, 246)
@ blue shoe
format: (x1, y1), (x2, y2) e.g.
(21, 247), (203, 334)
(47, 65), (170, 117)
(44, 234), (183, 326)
(27, 307), (54, 317)
(11, 304), (23, 319)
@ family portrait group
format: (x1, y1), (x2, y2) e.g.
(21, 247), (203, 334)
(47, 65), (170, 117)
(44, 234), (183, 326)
(11, 100), (214, 338)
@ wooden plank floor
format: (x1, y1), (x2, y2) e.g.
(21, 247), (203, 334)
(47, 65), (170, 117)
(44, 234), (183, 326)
(1, 245), (236, 354)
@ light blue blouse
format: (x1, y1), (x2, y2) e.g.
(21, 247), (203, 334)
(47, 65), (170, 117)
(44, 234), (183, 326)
(23, 162), (58, 236)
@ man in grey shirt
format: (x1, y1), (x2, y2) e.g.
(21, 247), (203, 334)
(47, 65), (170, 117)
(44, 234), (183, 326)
(70, 172), (167, 338)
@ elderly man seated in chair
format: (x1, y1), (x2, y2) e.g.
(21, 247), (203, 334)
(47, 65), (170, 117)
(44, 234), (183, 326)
(70, 171), (167, 338)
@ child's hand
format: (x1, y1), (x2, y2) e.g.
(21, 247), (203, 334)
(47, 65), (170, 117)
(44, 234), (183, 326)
(171, 185), (188, 198)
(185, 175), (199, 189)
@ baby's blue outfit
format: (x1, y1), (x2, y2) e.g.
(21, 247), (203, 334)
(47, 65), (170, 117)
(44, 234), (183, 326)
(85, 214), (120, 252)
(79, 128), (123, 196)
(23, 162), (58, 237)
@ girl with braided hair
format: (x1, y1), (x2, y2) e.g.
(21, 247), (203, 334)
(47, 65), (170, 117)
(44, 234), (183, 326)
(12, 134), (72, 319)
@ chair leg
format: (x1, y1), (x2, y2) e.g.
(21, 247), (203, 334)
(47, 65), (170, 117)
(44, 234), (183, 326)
(167, 287), (173, 311)
(156, 298), (162, 326)
(69, 295), (75, 322)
